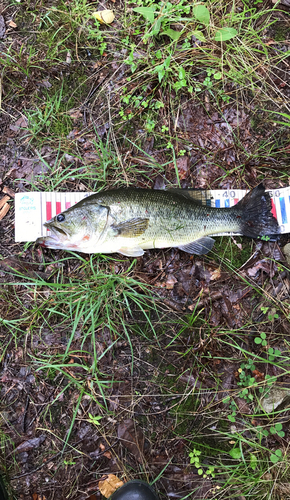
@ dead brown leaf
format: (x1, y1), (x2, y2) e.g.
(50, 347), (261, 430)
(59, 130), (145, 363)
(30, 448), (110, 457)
(0, 256), (49, 279)
(210, 267), (221, 281)
(176, 156), (189, 179)
(2, 186), (15, 197)
(117, 419), (145, 463)
(0, 195), (9, 210)
(7, 20), (17, 28)
(252, 369), (265, 382)
(247, 259), (277, 278)
(15, 435), (46, 453)
(9, 116), (28, 136)
(98, 474), (124, 498)
(0, 15), (5, 38)
(166, 274), (177, 289)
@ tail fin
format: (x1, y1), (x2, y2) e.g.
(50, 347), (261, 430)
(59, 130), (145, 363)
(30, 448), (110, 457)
(236, 183), (280, 238)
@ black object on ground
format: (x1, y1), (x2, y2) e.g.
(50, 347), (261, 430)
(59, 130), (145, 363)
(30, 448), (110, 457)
(0, 475), (9, 500)
(108, 480), (160, 500)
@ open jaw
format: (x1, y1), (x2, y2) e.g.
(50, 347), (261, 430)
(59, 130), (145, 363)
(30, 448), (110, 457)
(37, 224), (70, 248)
(37, 224), (89, 251)
(44, 222), (69, 237)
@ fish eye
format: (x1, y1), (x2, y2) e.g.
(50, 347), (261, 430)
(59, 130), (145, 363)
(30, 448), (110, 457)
(57, 214), (65, 222)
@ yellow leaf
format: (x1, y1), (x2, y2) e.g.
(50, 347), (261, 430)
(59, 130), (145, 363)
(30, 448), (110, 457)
(92, 10), (115, 24)
(98, 474), (124, 498)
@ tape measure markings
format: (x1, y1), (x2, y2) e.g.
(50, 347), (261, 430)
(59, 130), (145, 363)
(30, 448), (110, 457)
(15, 188), (290, 242)
(56, 201), (62, 215)
(46, 201), (52, 222)
(280, 197), (287, 225)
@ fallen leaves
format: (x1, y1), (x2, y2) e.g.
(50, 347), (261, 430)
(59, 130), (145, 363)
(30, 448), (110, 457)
(98, 474), (124, 498)
(166, 274), (177, 289)
(0, 256), (49, 280)
(15, 435), (46, 453)
(0, 15), (5, 38)
(92, 10), (115, 24)
(2, 186), (15, 197)
(117, 419), (145, 463)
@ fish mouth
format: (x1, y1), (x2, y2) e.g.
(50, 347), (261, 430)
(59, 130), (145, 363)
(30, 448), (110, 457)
(37, 223), (71, 249)
(44, 222), (69, 238)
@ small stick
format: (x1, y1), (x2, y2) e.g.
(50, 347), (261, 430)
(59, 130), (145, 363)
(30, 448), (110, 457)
(0, 203), (10, 220)
(0, 195), (10, 210)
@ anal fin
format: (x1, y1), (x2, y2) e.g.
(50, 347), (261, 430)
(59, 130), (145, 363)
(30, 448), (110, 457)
(178, 236), (215, 255)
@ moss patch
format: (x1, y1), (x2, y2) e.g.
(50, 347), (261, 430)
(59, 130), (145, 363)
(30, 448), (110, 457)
(211, 236), (253, 269)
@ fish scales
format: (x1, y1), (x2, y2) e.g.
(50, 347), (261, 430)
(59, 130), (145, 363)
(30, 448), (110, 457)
(36, 184), (280, 256)
(96, 188), (240, 246)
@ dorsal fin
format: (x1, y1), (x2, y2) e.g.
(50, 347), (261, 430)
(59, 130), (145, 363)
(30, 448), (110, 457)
(168, 188), (213, 206)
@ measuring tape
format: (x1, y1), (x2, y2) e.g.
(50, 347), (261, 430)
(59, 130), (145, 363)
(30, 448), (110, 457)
(14, 187), (290, 243)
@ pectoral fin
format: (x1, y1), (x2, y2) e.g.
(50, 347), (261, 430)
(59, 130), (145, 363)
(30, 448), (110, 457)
(112, 218), (149, 238)
(117, 246), (144, 257)
(178, 236), (215, 255)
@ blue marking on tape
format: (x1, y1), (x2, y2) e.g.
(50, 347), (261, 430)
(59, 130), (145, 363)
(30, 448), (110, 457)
(215, 199), (220, 208)
(280, 197), (287, 224)
(224, 199), (230, 208)
(206, 199), (211, 207)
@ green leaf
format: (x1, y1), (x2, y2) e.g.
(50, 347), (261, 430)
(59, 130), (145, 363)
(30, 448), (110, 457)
(275, 423), (283, 431)
(270, 454), (279, 464)
(261, 332), (267, 339)
(214, 27), (237, 42)
(133, 6), (157, 24)
(275, 449), (283, 457)
(214, 72), (222, 80)
(191, 30), (206, 42)
(250, 453), (258, 470)
(162, 28), (181, 40)
(158, 68), (165, 82)
(229, 448), (241, 459)
(151, 18), (161, 36)
(164, 56), (171, 69)
(179, 67), (186, 79)
(254, 337), (262, 344)
(88, 413), (102, 425)
(192, 5), (210, 26)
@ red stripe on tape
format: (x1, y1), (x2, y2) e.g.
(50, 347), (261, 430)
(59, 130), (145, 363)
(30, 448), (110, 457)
(271, 199), (277, 220)
(66, 202), (71, 209)
(234, 198), (239, 205)
(56, 202), (61, 214)
(46, 201), (52, 221)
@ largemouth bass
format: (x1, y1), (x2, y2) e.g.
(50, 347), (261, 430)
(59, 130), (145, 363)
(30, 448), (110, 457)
(36, 184), (279, 256)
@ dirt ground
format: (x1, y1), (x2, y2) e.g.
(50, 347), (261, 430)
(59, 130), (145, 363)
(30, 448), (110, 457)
(1, 1), (290, 499)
